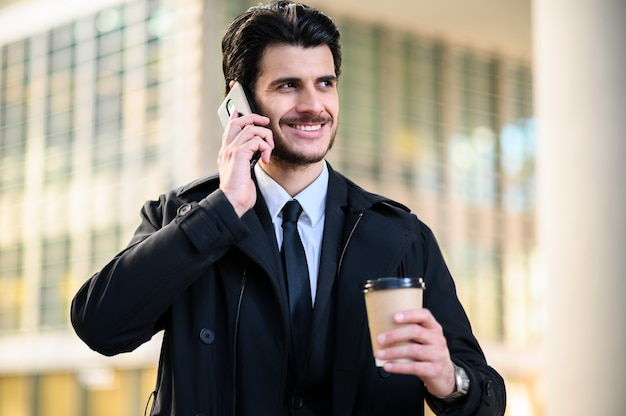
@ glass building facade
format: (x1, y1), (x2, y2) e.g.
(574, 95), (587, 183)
(0, 0), (539, 414)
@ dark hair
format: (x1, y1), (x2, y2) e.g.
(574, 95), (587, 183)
(221, 1), (342, 96)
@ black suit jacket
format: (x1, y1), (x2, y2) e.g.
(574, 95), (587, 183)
(71, 164), (506, 415)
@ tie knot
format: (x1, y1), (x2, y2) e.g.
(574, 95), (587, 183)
(282, 200), (302, 224)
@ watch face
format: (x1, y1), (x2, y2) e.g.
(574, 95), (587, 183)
(438, 364), (470, 401)
(455, 364), (470, 394)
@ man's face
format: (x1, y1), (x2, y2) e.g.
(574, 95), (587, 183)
(253, 44), (339, 169)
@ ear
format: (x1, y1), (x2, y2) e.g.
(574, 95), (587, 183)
(228, 80), (237, 90)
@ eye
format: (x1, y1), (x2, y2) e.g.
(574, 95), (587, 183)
(319, 78), (336, 88)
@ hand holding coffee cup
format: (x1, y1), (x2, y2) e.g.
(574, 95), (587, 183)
(363, 277), (426, 367)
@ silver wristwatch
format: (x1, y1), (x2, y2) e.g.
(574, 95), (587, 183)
(437, 364), (470, 401)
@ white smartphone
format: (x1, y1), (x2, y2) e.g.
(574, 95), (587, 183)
(217, 81), (256, 131)
(216, 81), (261, 166)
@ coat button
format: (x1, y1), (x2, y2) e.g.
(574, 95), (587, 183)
(199, 328), (215, 345)
(290, 395), (303, 409)
(486, 379), (493, 396)
(378, 368), (391, 378)
(177, 203), (192, 216)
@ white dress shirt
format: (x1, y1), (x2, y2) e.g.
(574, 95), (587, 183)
(254, 162), (328, 305)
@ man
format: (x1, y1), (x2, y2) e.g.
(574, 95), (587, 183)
(71, 1), (506, 415)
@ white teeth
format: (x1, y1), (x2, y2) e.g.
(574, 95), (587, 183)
(293, 124), (322, 131)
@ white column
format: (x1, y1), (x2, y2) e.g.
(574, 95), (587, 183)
(533, 0), (626, 414)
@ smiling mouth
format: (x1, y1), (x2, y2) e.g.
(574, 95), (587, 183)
(291, 124), (323, 131)
(282, 116), (331, 133)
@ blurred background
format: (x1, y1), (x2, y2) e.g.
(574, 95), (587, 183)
(0, 0), (623, 415)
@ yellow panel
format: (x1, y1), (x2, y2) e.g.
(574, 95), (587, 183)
(140, 367), (158, 412)
(39, 373), (79, 416)
(0, 375), (29, 416)
(88, 382), (121, 416)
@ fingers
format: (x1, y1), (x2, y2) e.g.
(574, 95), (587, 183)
(217, 111), (273, 216)
(223, 112), (271, 142)
(377, 309), (441, 345)
(221, 112), (274, 164)
(375, 308), (450, 371)
(374, 309), (455, 397)
(394, 308), (439, 329)
(376, 334), (448, 365)
(381, 355), (456, 399)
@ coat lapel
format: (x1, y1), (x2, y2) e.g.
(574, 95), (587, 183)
(236, 193), (288, 318)
(329, 173), (417, 415)
(311, 197), (344, 331)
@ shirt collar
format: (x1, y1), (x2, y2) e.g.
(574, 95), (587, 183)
(254, 162), (328, 227)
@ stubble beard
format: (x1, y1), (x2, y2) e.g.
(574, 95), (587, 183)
(270, 119), (337, 171)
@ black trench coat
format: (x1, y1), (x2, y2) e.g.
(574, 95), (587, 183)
(71, 164), (505, 415)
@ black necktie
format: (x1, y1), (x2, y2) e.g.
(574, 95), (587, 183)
(281, 199), (313, 372)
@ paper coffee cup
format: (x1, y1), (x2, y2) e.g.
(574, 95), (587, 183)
(363, 277), (425, 366)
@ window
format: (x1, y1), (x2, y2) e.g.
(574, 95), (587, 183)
(449, 50), (499, 207)
(89, 227), (122, 275)
(0, 40), (29, 191)
(0, 245), (23, 332)
(45, 24), (76, 182)
(140, 0), (166, 163)
(40, 237), (71, 329)
(336, 21), (380, 180)
(93, 6), (126, 170)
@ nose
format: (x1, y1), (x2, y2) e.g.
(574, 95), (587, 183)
(295, 85), (324, 115)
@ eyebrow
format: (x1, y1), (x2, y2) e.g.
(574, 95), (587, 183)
(269, 74), (338, 87)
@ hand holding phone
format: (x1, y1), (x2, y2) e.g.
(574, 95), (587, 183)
(216, 82), (272, 217)
(217, 82), (262, 165)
